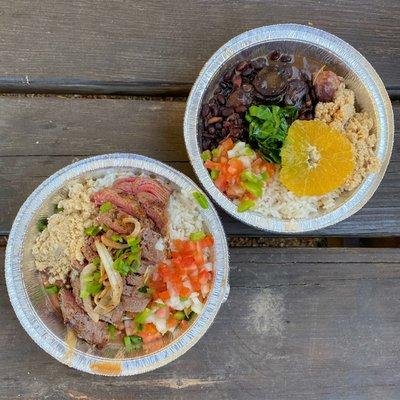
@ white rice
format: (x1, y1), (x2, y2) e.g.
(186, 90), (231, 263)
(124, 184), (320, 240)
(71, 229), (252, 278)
(254, 170), (339, 220)
(167, 191), (205, 240)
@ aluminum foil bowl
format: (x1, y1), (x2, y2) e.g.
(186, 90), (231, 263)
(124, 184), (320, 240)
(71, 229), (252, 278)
(5, 153), (230, 375)
(184, 24), (394, 233)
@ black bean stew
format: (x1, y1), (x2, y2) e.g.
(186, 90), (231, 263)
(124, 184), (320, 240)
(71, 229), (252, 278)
(200, 50), (321, 151)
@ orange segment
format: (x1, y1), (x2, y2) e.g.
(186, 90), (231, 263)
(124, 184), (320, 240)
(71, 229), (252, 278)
(280, 120), (355, 196)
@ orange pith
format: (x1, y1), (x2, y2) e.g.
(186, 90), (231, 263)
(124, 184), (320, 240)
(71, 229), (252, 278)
(280, 120), (355, 196)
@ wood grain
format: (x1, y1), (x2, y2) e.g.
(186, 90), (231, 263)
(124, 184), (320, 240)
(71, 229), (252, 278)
(0, 0), (398, 95)
(2, 246), (400, 399)
(0, 96), (398, 236)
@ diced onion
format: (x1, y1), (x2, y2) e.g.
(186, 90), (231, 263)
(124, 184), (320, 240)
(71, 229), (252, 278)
(80, 263), (100, 322)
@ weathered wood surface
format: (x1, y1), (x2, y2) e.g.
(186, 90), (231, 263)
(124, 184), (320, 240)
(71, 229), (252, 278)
(1, 246), (400, 400)
(0, 0), (399, 95)
(0, 96), (398, 236)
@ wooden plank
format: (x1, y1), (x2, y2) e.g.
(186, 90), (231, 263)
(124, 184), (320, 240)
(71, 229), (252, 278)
(0, 0), (398, 95)
(2, 246), (400, 399)
(0, 96), (399, 236)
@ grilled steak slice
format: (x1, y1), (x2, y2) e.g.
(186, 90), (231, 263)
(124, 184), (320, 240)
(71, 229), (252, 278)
(70, 274), (83, 308)
(81, 237), (98, 263)
(59, 289), (109, 348)
(140, 228), (165, 263)
(99, 304), (124, 330)
(113, 177), (171, 205)
(139, 199), (168, 235)
(91, 188), (146, 220)
(122, 293), (150, 313)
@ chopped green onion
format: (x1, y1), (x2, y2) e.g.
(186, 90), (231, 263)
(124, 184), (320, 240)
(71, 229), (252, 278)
(84, 225), (102, 236)
(179, 296), (189, 302)
(240, 170), (261, 184)
(37, 218), (48, 232)
(189, 231), (206, 241)
(99, 201), (112, 213)
(54, 204), (64, 213)
(210, 169), (219, 180)
(107, 323), (116, 339)
(80, 270), (102, 298)
(92, 257), (100, 267)
(260, 171), (269, 181)
(193, 191), (208, 209)
(45, 285), (59, 294)
(136, 323), (144, 332)
(127, 236), (140, 248)
(134, 308), (152, 324)
(211, 148), (220, 158)
(237, 198), (256, 212)
(173, 311), (186, 321)
(201, 150), (212, 161)
(123, 335), (143, 352)
(113, 258), (132, 276)
(243, 145), (256, 157)
(111, 233), (124, 243)
(123, 335), (133, 352)
(242, 180), (263, 197)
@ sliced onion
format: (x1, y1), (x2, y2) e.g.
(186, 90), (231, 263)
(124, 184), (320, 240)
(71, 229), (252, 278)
(101, 235), (129, 249)
(80, 263), (100, 322)
(122, 217), (141, 238)
(95, 241), (124, 312)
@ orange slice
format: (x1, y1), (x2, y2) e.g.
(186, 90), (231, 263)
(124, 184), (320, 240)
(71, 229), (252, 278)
(280, 120), (355, 196)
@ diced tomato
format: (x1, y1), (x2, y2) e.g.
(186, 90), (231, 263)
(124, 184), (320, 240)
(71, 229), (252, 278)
(179, 320), (190, 331)
(167, 317), (179, 329)
(138, 323), (162, 345)
(219, 138), (234, 155)
(204, 160), (221, 170)
(199, 270), (210, 285)
(158, 290), (170, 302)
(200, 235), (214, 248)
(179, 286), (191, 298)
(181, 255), (195, 266)
(227, 158), (244, 175)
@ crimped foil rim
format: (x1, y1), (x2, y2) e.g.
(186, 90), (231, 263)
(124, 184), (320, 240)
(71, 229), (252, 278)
(5, 153), (230, 375)
(184, 23), (394, 233)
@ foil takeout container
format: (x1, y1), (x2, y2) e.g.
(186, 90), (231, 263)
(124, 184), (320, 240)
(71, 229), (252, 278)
(184, 24), (394, 233)
(5, 153), (230, 375)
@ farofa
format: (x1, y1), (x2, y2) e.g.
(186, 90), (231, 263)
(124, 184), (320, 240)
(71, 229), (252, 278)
(315, 83), (380, 192)
(32, 180), (96, 283)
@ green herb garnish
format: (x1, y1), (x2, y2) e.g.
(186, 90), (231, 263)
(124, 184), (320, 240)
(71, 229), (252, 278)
(99, 201), (112, 213)
(193, 191), (208, 209)
(37, 217), (48, 232)
(138, 285), (149, 294)
(84, 225), (102, 236)
(45, 285), (59, 294)
(245, 104), (298, 163)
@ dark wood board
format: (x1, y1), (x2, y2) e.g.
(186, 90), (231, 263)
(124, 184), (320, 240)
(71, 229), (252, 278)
(1, 246), (400, 400)
(0, 0), (399, 95)
(0, 97), (398, 236)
